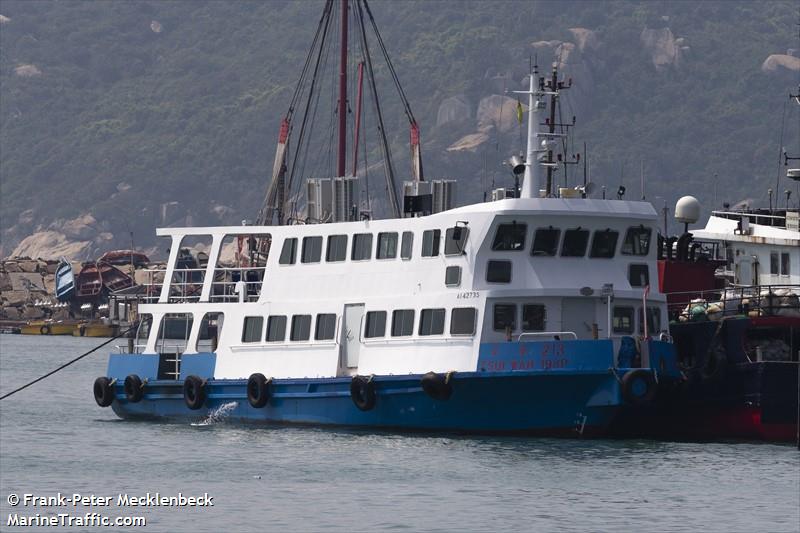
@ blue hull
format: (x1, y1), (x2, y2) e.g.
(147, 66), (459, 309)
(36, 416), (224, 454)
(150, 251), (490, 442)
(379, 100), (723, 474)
(108, 372), (621, 436)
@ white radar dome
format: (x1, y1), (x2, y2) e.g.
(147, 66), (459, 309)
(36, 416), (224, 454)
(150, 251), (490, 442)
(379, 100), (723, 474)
(674, 195), (701, 224)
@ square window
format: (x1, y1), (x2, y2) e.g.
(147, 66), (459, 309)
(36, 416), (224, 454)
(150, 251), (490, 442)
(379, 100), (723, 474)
(315, 313), (337, 340)
(629, 264), (650, 287)
(352, 233), (373, 261)
(242, 316), (263, 343)
(561, 228), (589, 257)
(521, 304), (546, 331)
(532, 228), (560, 256)
(621, 227), (652, 256)
(391, 309), (415, 336)
(445, 227), (469, 255)
(266, 315), (287, 342)
(486, 260), (512, 283)
(290, 315), (311, 341)
(301, 236), (322, 263)
(590, 230), (619, 258)
(612, 307), (634, 334)
(326, 235), (347, 262)
(450, 307), (477, 335)
(492, 223), (527, 251)
(493, 304), (516, 331)
(419, 308), (445, 335)
(365, 311), (387, 338)
(377, 232), (398, 259)
(445, 265), (461, 287)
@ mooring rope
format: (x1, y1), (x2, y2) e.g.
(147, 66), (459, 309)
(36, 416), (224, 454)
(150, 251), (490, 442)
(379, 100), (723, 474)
(0, 327), (134, 401)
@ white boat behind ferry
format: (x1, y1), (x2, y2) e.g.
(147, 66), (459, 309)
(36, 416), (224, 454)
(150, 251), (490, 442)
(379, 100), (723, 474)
(93, 0), (680, 435)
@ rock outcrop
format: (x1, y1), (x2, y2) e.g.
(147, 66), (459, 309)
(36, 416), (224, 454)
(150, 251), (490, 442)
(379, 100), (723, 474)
(761, 54), (800, 74)
(640, 27), (686, 70)
(436, 95), (472, 128)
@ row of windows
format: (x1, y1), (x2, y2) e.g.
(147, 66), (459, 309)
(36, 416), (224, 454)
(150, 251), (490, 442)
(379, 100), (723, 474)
(241, 307), (479, 343)
(491, 303), (660, 335)
(492, 223), (651, 258)
(279, 227), (469, 265)
(613, 306), (661, 334)
(484, 260), (650, 287)
(769, 252), (791, 276)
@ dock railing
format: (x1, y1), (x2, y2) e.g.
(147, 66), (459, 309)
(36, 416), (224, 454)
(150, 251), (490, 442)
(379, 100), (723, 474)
(137, 265), (266, 303)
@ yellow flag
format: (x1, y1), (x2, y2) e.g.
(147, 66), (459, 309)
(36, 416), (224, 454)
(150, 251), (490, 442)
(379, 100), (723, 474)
(516, 100), (524, 124)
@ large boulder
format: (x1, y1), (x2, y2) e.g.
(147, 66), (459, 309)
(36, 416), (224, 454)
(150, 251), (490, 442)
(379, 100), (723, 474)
(640, 27), (685, 70)
(568, 28), (599, 53)
(436, 95), (472, 127)
(476, 95), (526, 134)
(761, 54), (800, 74)
(10, 231), (92, 260)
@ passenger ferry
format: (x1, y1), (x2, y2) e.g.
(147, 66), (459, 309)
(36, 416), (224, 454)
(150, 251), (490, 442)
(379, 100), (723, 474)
(92, 0), (679, 435)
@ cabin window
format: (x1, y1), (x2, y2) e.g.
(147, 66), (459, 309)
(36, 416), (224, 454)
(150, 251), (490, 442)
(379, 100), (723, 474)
(315, 313), (337, 340)
(290, 315), (312, 341)
(521, 304), (546, 331)
(135, 314), (153, 353)
(493, 304), (516, 331)
(492, 222), (527, 251)
(486, 260), (512, 283)
(638, 307), (661, 335)
(419, 308), (445, 336)
(770, 252), (779, 275)
(301, 236), (322, 263)
(265, 315), (287, 342)
(621, 226), (652, 256)
(242, 316), (263, 343)
(391, 309), (415, 337)
(450, 307), (477, 335)
(401, 231), (414, 260)
(590, 229), (619, 258)
(326, 235), (347, 262)
(532, 227), (560, 256)
(352, 233), (373, 261)
(612, 307), (634, 334)
(422, 229), (441, 257)
(445, 265), (461, 287)
(377, 232), (399, 259)
(629, 264), (650, 287)
(279, 238), (297, 265)
(445, 227), (469, 255)
(365, 311), (387, 338)
(561, 228), (589, 257)
(780, 253), (790, 276)
(197, 312), (224, 352)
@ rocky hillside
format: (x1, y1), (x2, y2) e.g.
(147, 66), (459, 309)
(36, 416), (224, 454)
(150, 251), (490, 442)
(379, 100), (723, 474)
(1, 1), (798, 259)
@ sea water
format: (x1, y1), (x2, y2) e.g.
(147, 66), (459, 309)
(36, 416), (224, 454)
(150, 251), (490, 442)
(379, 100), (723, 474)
(1, 335), (798, 532)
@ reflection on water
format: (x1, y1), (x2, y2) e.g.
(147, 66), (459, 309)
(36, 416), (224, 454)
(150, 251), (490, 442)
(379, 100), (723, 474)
(0, 336), (798, 533)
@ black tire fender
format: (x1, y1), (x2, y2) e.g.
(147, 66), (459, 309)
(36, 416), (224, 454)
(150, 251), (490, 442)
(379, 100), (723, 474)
(621, 369), (657, 406)
(350, 375), (376, 411)
(421, 371), (454, 401)
(124, 374), (144, 403)
(247, 373), (271, 408)
(93, 376), (115, 407)
(183, 375), (207, 410)
(40, 325), (51, 335)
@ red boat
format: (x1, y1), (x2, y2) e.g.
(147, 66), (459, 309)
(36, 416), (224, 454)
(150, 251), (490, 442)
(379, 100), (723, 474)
(75, 261), (135, 303)
(98, 250), (150, 268)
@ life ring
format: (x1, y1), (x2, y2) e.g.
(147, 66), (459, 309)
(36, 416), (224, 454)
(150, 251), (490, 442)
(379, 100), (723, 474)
(350, 375), (376, 411)
(93, 377), (115, 407)
(247, 373), (271, 408)
(420, 371), (454, 401)
(40, 325), (51, 335)
(620, 369), (657, 406)
(183, 375), (206, 410)
(702, 343), (727, 381)
(124, 374), (144, 403)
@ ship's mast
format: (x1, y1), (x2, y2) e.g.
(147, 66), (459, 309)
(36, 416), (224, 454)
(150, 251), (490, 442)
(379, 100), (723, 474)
(337, 0), (349, 177)
(514, 67), (542, 199)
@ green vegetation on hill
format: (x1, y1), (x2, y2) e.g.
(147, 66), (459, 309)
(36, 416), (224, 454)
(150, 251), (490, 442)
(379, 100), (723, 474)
(1, 0), (797, 256)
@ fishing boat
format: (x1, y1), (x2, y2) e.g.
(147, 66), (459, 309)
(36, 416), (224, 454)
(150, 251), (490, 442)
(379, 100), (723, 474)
(54, 257), (76, 302)
(74, 261), (134, 303)
(20, 320), (74, 336)
(73, 321), (119, 337)
(93, 0), (679, 435)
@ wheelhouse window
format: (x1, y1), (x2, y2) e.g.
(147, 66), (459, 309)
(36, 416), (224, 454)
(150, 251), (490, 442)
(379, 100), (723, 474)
(561, 228), (589, 257)
(612, 307), (634, 334)
(422, 229), (441, 257)
(770, 252), (779, 275)
(326, 235), (347, 262)
(780, 253), (790, 276)
(377, 232), (398, 259)
(351, 233), (373, 261)
(621, 226), (652, 256)
(590, 229), (619, 258)
(492, 222), (527, 251)
(365, 311), (387, 338)
(532, 227), (560, 256)
(629, 264), (649, 287)
(290, 315), (312, 341)
(450, 307), (477, 335)
(197, 312), (224, 352)
(301, 236), (322, 263)
(638, 307), (661, 335)
(266, 315), (287, 342)
(391, 309), (415, 337)
(493, 304), (516, 331)
(521, 304), (546, 331)
(242, 316), (263, 343)
(445, 227), (469, 255)
(419, 308), (445, 336)
(315, 313), (336, 340)
(401, 231), (413, 260)
(445, 265), (461, 287)
(486, 260), (512, 283)
(279, 238), (297, 265)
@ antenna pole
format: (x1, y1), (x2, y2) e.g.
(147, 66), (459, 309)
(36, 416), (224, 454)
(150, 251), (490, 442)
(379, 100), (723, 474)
(337, 0), (348, 177)
(545, 65), (558, 196)
(520, 67), (541, 198)
(352, 61), (364, 177)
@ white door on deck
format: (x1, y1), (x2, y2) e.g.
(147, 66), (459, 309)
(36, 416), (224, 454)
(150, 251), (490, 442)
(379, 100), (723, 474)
(342, 304), (365, 368)
(561, 298), (596, 340)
